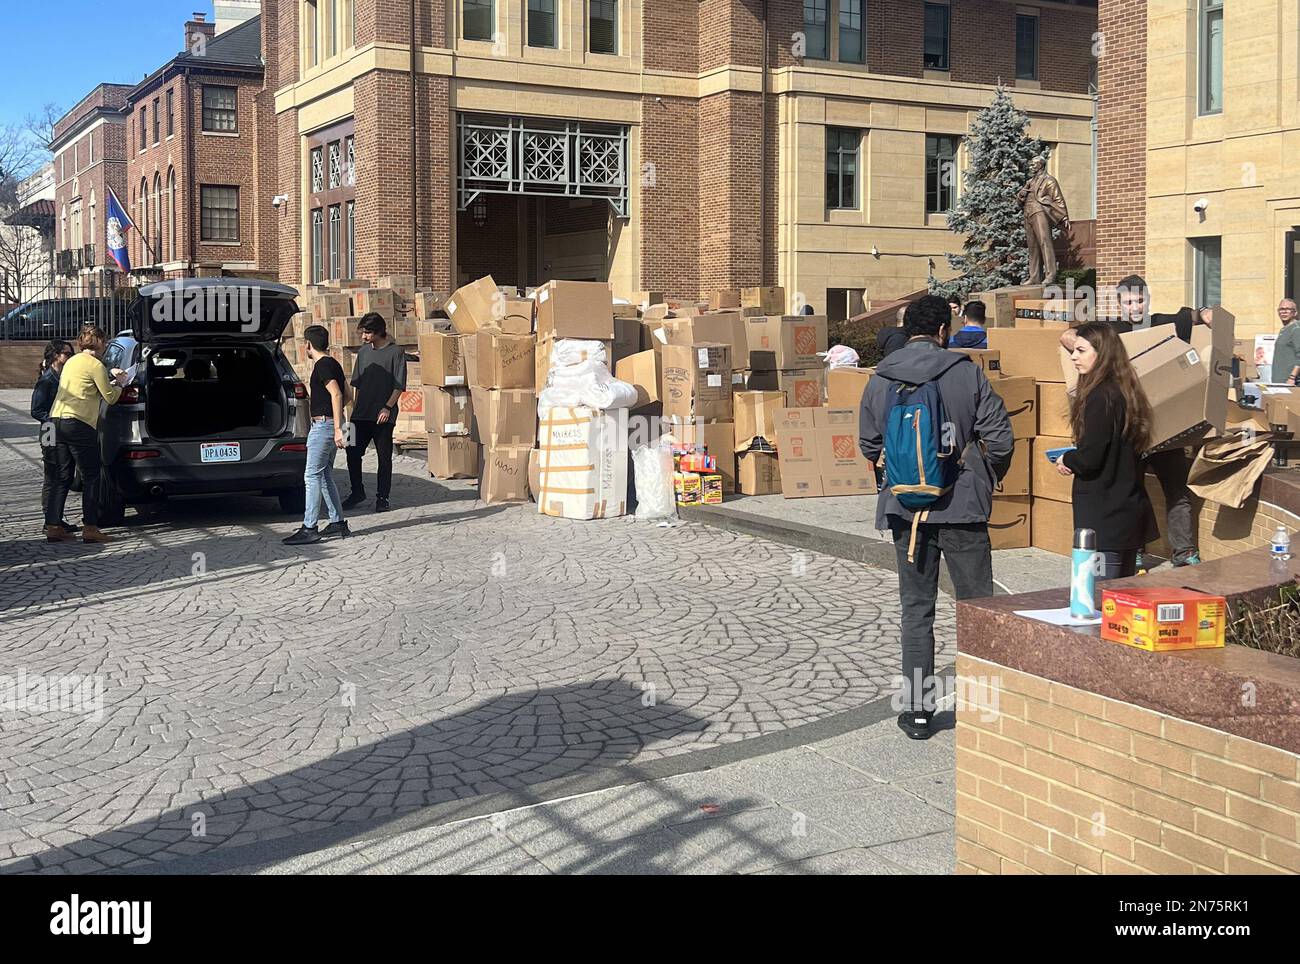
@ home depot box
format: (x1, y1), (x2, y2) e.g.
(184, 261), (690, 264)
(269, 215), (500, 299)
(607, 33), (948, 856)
(329, 346), (359, 378)
(1037, 382), (1072, 437)
(991, 375), (1037, 439)
(741, 286), (786, 315)
(986, 329), (1068, 381)
(353, 287), (396, 323)
(376, 274), (416, 301)
(534, 280), (615, 340)
(745, 315), (828, 370)
(395, 389), (426, 438)
(479, 444), (532, 503)
(312, 291), (353, 322)
(661, 343), (733, 421)
(1100, 587), (1227, 652)
(827, 367), (873, 411)
(774, 418), (823, 498)
(994, 442), (1031, 497)
(472, 330), (535, 389)
(950, 348), (1002, 375)
(814, 407), (877, 496)
(536, 407), (627, 519)
(1031, 436), (1074, 503)
(734, 391), (785, 450)
(446, 275), (499, 334)
(425, 386), (473, 436)
(328, 316), (364, 347)
(664, 312), (748, 368)
(614, 350), (661, 410)
(743, 368), (826, 407)
(1030, 496), (1074, 554)
(390, 314), (420, 346)
(708, 290), (741, 310)
(989, 496), (1031, 549)
(427, 434), (479, 480)
(667, 418), (736, 494)
(470, 387), (537, 447)
(418, 332), (466, 387)
(737, 451), (781, 494)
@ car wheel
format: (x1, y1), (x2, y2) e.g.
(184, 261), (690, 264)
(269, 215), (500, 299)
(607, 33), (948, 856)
(96, 475), (127, 528)
(277, 489), (306, 514)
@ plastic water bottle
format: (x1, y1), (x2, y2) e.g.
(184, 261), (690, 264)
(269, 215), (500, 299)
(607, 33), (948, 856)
(1271, 526), (1292, 561)
(1070, 528), (1100, 619)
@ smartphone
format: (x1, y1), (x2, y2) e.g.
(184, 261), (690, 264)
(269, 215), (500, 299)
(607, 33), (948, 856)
(1045, 446), (1076, 464)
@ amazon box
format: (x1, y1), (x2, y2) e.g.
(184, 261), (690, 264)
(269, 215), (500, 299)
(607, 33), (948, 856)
(1031, 436), (1075, 503)
(1031, 495), (1075, 555)
(993, 441), (1031, 497)
(827, 367), (873, 411)
(737, 450), (782, 495)
(1037, 382), (1072, 437)
(733, 391), (786, 451)
(661, 343), (733, 422)
(950, 347), (1002, 375)
(427, 434), (479, 480)
(534, 280), (615, 341)
(991, 375), (1037, 439)
(1132, 337), (1223, 450)
(413, 291), (447, 320)
(745, 315), (828, 370)
(425, 386), (473, 436)
(472, 330), (535, 389)
(470, 387), (537, 447)
(418, 332), (466, 387)
(490, 297), (535, 336)
(989, 496), (1031, 549)
(479, 444), (532, 504)
(987, 285), (1045, 326)
(741, 286), (786, 315)
(445, 275), (499, 334)
(987, 329), (1068, 381)
(614, 350), (662, 410)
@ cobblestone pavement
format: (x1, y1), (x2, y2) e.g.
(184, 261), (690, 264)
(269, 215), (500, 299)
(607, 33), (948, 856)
(0, 390), (955, 873)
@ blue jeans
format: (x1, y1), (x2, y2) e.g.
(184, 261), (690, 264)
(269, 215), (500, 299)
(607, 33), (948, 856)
(304, 419), (343, 528)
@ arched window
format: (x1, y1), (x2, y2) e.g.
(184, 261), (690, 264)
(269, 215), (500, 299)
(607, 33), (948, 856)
(152, 173), (163, 264)
(167, 167), (176, 262)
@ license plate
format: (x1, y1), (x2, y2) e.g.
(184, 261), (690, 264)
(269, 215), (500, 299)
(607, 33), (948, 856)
(200, 443), (241, 464)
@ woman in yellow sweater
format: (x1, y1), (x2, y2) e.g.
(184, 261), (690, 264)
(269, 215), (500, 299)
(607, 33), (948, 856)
(45, 325), (128, 543)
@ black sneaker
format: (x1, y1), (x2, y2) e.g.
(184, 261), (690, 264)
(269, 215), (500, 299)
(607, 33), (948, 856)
(282, 526), (322, 545)
(375, 497), (390, 513)
(59, 520), (81, 534)
(341, 492), (366, 510)
(321, 520), (350, 539)
(897, 710), (934, 741)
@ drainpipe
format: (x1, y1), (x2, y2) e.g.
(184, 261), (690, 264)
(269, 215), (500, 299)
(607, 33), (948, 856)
(410, 0), (418, 283)
(185, 66), (196, 274)
(760, 0), (769, 287)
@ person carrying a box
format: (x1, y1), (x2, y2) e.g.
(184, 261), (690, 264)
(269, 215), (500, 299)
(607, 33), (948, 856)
(860, 295), (1015, 741)
(343, 314), (407, 513)
(1055, 323), (1158, 578)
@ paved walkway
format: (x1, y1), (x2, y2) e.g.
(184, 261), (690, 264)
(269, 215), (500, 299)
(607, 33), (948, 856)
(0, 390), (955, 874)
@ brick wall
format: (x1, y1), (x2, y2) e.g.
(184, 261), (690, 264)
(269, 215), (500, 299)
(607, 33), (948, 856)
(52, 84), (132, 144)
(956, 654), (1300, 874)
(951, 1), (1017, 86)
(639, 94), (700, 299)
(1096, 0), (1145, 285)
(644, 0), (699, 73)
(698, 90), (765, 292)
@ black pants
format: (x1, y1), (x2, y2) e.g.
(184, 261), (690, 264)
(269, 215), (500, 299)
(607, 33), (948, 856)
(346, 418), (394, 499)
(40, 434), (60, 523)
(890, 521), (994, 713)
(47, 417), (101, 527)
(1147, 448), (1196, 563)
(1098, 550), (1139, 580)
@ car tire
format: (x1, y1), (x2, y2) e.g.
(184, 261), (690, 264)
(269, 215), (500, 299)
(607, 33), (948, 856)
(277, 489), (306, 514)
(96, 474), (127, 528)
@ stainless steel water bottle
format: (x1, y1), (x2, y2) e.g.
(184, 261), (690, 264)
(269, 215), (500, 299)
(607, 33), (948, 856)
(1070, 528), (1099, 619)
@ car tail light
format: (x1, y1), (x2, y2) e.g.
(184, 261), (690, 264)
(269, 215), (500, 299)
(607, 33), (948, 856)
(120, 386), (141, 403)
(126, 449), (161, 460)
(279, 443), (308, 453)
(293, 382), (307, 400)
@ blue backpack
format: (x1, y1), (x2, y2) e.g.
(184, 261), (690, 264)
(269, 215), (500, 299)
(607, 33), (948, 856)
(881, 378), (959, 561)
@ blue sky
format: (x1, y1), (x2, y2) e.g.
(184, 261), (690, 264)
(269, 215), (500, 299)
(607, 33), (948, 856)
(0, 1), (216, 132)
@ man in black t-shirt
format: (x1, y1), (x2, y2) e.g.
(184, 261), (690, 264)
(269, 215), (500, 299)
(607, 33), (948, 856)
(284, 325), (350, 545)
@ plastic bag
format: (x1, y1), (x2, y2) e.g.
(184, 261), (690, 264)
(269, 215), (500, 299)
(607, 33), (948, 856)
(632, 441), (677, 522)
(550, 339), (608, 369)
(821, 344), (860, 370)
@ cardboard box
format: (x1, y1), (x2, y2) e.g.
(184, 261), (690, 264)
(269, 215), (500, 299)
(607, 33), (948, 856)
(989, 496), (1031, 549)
(614, 350), (662, 410)
(741, 286), (786, 315)
(774, 421), (823, 498)
(1013, 299), (1088, 326)
(673, 471), (703, 505)
(667, 418), (737, 494)
(1030, 495), (1074, 555)
(312, 291), (353, 322)
(734, 391), (786, 450)
(425, 386), (473, 436)
(1100, 588), (1227, 652)
(994, 441), (1031, 497)
(446, 275), (499, 335)
(427, 434), (479, 480)
(632, 291), (665, 309)
(414, 291), (446, 320)
(986, 329), (1069, 381)
(950, 347), (1002, 375)
(535, 407), (627, 519)
(395, 389), (426, 437)
(418, 332), (466, 387)
(814, 407), (878, 495)
(661, 343), (733, 422)
(327, 316), (363, 347)
(1037, 382), (1072, 437)
(776, 368), (826, 408)
(736, 451), (781, 495)
(613, 316), (641, 365)
(984, 285), (1045, 326)
(390, 314), (420, 346)
(1030, 436), (1074, 503)
(328, 346), (359, 378)
(534, 280), (615, 340)
(488, 297), (534, 335)
(775, 406), (818, 433)
(991, 375), (1037, 439)
(479, 444), (532, 504)
(745, 315), (828, 370)
(708, 290), (741, 311)
(353, 288), (396, 323)
(472, 330), (535, 390)
(470, 387), (537, 447)
(664, 311), (748, 368)
(1131, 337), (1221, 450)
(827, 367), (873, 411)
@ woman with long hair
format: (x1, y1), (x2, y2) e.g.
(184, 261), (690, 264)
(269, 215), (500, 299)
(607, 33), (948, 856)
(31, 340), (77, 533)
(44, 324), (128, 544)
(1056, 322), (1158, 579)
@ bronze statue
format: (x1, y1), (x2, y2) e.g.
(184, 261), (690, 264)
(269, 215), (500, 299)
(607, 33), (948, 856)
(1017, 155), (1070, 285)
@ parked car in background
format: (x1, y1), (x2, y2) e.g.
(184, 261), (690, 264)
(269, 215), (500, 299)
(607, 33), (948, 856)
(1, 295), (135, 341)
(95, 279), (311, 525)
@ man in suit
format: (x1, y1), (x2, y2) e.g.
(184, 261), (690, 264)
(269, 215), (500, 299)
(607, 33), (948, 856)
(1017, 155), (1070, 286)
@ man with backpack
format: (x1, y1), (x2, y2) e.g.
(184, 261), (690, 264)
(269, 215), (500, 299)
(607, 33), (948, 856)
(859, 295), (1015, 740)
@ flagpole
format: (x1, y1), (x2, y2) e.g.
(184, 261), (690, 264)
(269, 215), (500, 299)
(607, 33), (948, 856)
(106, 185), (160, 272)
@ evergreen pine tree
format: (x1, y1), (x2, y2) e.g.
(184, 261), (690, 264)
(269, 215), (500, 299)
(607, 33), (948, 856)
(933, 86), (1047, 298)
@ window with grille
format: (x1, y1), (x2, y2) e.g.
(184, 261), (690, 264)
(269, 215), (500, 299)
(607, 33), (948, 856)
(825, 127), (860, 210)
(345, 136), (356, 186)
(839, 0), (865, 64)
(328, 141), (341, 189)
(311, 147), (324, 193)
(926, 135), (959, 214)
(201, 186), (240, 242)
(202, 86), (238, 133)
(923, 3), (950, 70)
(528, 0), (556, 47)
(464, 0), (493, 41)
(329, 205), (342, 279)
(312, 208), (324, 283)
(346, 201), (356, 278)
(803, 0), (828, 59)
(590, 0), (617, 54)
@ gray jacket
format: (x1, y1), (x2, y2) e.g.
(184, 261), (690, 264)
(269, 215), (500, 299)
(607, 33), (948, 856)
(859, 338), (1015, 528)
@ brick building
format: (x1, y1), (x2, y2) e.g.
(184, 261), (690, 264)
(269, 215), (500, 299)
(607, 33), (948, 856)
(1096, 0), (1300, 338)
(123, 12), (278, 280)
(49, 83), (133, 291)
(266, 1), (1097, 314)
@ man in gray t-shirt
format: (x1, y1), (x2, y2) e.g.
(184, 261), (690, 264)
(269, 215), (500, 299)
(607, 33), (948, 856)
(343, 313), (407, 513)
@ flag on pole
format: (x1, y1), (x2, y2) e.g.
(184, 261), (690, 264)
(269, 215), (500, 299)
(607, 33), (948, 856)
(105, 186), (134, 273)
